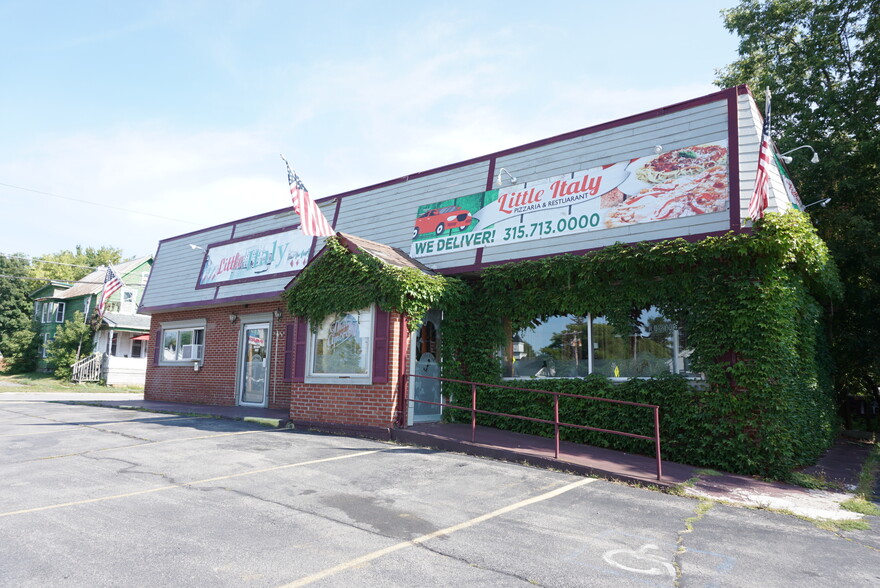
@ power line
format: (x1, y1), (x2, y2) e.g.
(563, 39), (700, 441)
(0, 181), (202, 226)
(1, 254), (98, 270)
(0, 274), (104, 284)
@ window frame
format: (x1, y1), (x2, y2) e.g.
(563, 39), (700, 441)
(158, 319), (207, 366)
(120, 289), (136, 313)
(131, 338), (144, 358)
(55, 302), (65, 323)
(305, 306), (375, 385)
(40, 333), (53, 358)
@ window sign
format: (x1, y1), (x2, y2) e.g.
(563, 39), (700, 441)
(410, 141), (728, 258)
(309, 309), (373, 378)
(198, 230), (313, 286)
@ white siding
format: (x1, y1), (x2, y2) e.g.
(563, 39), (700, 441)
(736, 92), (794, 224)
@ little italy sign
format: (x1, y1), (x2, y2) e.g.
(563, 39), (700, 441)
(198, 230), (312, 286)
(409, 141), (729, 258)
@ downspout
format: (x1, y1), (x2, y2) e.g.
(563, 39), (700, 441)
(396, 314), (410, 428)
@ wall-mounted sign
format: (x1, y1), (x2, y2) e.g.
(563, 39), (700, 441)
(198, 230), (312, 286)
(409, 141), (729, 258)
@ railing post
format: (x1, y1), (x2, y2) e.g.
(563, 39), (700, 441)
(554, 393), (560, 459)
(471, 383), (477, 443)
(654, 406), (662, 480)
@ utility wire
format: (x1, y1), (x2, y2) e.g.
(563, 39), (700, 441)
(0, 274), (105, 284)
(0, 181), (202, 226)
(1, 254), (98, 270)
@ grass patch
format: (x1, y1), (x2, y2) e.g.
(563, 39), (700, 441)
(783, 471), (840, 491)
(0, 372), (142, 394)
(840, 497), (880, 516)
(813, 518), (871, 532)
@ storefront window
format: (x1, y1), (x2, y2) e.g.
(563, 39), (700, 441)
(502, 308), (695, 379)
(160, 321), (205, 365)
(502, 315), (590, 378)
(308, 308), (373, 380)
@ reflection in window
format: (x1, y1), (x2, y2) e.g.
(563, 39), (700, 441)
(311, 310), (372, 375)
(162, 328), (204, 362)
(502, 308), (696, 379)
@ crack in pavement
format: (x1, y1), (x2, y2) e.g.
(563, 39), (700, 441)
(673, 499), (715, 587)
(77, 452), (180, 485)
(209, 484), (549, 586)
(0, 406), (155, 442)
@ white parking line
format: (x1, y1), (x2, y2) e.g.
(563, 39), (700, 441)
(280, 477), (598, 587)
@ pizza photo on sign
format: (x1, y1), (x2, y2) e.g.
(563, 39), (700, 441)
(604, 142), (729, 228)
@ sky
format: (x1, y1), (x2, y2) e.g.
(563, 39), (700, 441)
(0, 0), (742, 261)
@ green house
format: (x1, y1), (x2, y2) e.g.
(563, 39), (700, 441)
(30, 256), (153, 383)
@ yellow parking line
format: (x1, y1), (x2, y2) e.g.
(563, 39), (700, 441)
(0, 415), (210, 438)
(280, 477), (597, 587)
(29, 430), (275, 461)
(0, 449), (385, 518)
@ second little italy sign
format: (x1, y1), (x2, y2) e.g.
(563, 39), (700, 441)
(409, 141), (729, 258)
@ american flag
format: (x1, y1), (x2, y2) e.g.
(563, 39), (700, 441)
(282, 156), (335, 237)
(747, 115), (772, 221)
(97, 266), (123, 318)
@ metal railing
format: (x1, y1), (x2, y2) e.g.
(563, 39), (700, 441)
(405, 373), (663, 480)
(71, 353), (103, 383)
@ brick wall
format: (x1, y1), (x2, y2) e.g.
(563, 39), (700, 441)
(290, 312), (407, 431)
(145, 300), (291, 410)
(146, 304), (410, 430)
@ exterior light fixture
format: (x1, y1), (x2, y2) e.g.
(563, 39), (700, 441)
(803, 198), (831, 210)
(654, 145), (663, 154)
(188, 244), (205, 251)
(779, 145), (820, 164)
(273, 308), (283, 320)
(229, 312), (238, 323)
(497, 168), (517, 185)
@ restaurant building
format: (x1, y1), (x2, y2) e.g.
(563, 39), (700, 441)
(139, 85), (808, 437)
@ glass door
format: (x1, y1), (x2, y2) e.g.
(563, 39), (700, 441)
(239, 323), (269, 406)
(409, 310), (442, 424)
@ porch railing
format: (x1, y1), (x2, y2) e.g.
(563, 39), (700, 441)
(405, 373), (663, 480)
(71, 353), (103, 383)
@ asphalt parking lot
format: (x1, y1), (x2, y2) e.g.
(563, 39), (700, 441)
(1, 396), (879, 587)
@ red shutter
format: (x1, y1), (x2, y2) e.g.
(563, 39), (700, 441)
(291, 319), (309, 383)
(372, 308), (391, 384)
(152, 329), (161, 366)
(282, 323), (295, 382)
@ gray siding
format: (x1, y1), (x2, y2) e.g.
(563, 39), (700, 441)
(140, 226), (233, 311)
(143, 88), (782, 309)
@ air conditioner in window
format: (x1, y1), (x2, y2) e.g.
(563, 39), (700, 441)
(182, 344), (203, 360)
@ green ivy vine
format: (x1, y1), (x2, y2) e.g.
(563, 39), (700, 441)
(440, 212), (842, 477)
(282, 214), (842, 477)
(283, 236), (466, 330)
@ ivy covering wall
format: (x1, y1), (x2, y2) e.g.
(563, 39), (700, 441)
(442, 212), (841, 477)
(284, 213), (841, 477)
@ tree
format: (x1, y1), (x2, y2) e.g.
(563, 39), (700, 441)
(0, 254), (36, 358)
(717, 0), (880, 421)
(30, 245), (124, 282)
(45, 312), (94, 380)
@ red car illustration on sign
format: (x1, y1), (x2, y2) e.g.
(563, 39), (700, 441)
(413, 206), (473, 238)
